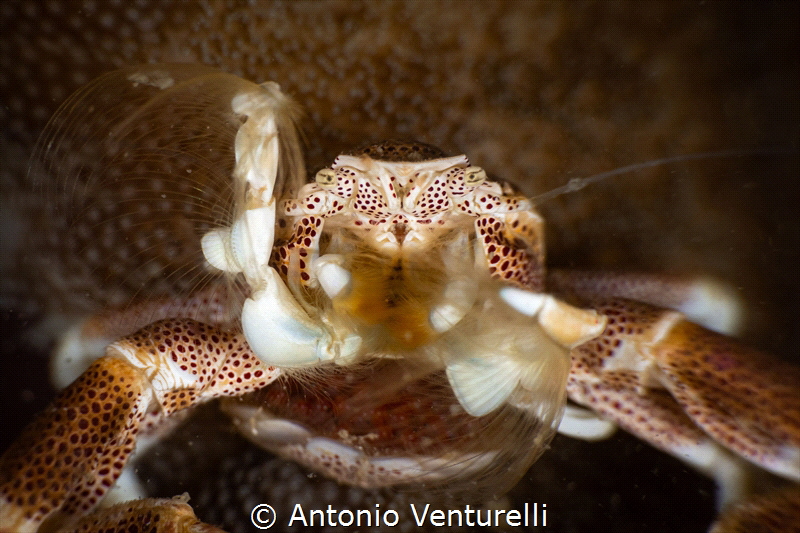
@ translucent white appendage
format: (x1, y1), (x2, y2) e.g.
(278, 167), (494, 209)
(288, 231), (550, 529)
(241, 268), (361, 366)
(201, 206), (275, 285)
(231, 81), (299, 204)
(671, 440), (761, 509)
(201, 74), (304, 289)
(557, 405), (618, 441)
(51, 319), (115, 389)
(443, 287), (606, 418)
(500, 288), (607, 348)
(679, 277), (744, 336)
(446, 356), (522, 416)
(441, 288), (574, 419)
(313, 254), (352, 299)
(429, 277), (478, 333)
(498, 287), (547, 317)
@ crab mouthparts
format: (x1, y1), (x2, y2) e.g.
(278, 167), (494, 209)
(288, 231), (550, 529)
(322, 250), (450, 351)
(390, 221), (409, 243)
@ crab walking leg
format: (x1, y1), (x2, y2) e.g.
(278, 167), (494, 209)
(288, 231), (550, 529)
(567, 362), (756, 506)
(651, 319), (800, 481)
(709, 484), (800, 532)
(70, 495), (226, 533)
(0, 319), (280, 532)
(52, 284), (245, 389)
(547, 269), (744, 335)
(566, 299), (800, 501)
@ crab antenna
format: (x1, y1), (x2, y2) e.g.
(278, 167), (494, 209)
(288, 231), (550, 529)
(530, 147), (792, 204)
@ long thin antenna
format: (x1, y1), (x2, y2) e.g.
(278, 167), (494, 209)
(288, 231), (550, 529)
(530, 147), (793, 204)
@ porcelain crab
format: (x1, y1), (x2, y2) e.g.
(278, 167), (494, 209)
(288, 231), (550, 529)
(0, 64), (798, 532)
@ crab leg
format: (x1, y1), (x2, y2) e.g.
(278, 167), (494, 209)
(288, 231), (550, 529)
(565, 297), (800, 503)
(547, 269), (744, 335)
(51, 284), (244, 389)
(0, 319), (280, 532)
(68, 495), (226, 533)
(709, 484), (800, 532)
(475, 210), (546, 292)
(648, 318), (800, 480)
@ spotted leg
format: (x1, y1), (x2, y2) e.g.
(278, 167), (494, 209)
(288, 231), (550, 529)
(0, 319), (280, 532)
(709, 484), (800, 532)
(564, 297), (800, 507)
(547, 269), (745, 335)
(69, 495), (226, 533)
(475, 210), (546, 292)
(51, 284), (244, 389)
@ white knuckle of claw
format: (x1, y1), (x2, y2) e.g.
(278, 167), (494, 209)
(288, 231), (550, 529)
(499, 287), (547, 317)
(312, 255), (352, 299)
(537, 297), (607, 348)
(241, 276), (331, 366)
(500, 288), (606, 349)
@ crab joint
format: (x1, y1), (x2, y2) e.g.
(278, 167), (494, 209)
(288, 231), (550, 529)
(201, 206), (276, 285)
(313, 254), (352, 299)
(241, 268), (362, 365)
(499, 287), (607, 348)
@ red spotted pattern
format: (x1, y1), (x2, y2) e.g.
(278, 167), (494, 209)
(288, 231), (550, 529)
(567, 298), (800, 479)
(445, 167), (469, 196)
(652, 321), (800, 475)
(0, 319), (279, 530)
(354, 179), (392, 218)
(0, 357), (149, 528)
(274, 216), (322, 283)
(279, 157), (539, 296)
(409, 175), (452, 218)
(72, 496), (225, 532)
(476, 213), (544, 291)
(567, 299), (711, 453)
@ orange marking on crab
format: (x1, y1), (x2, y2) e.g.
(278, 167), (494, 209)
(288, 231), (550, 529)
(331, 264), (436, 350)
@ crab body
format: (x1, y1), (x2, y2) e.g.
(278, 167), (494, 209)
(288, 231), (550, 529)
(1, 64), (798, 532)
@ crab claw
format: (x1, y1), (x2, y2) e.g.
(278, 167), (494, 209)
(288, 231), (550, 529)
(499, 287), (607, 347)
(201, 72), (305, 289)
(242, 268), (362, 366)
(201, 206), (276, 283)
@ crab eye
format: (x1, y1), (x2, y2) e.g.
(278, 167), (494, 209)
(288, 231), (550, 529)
(315, 168), (338, 188)
(464, 166), (487, 186)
